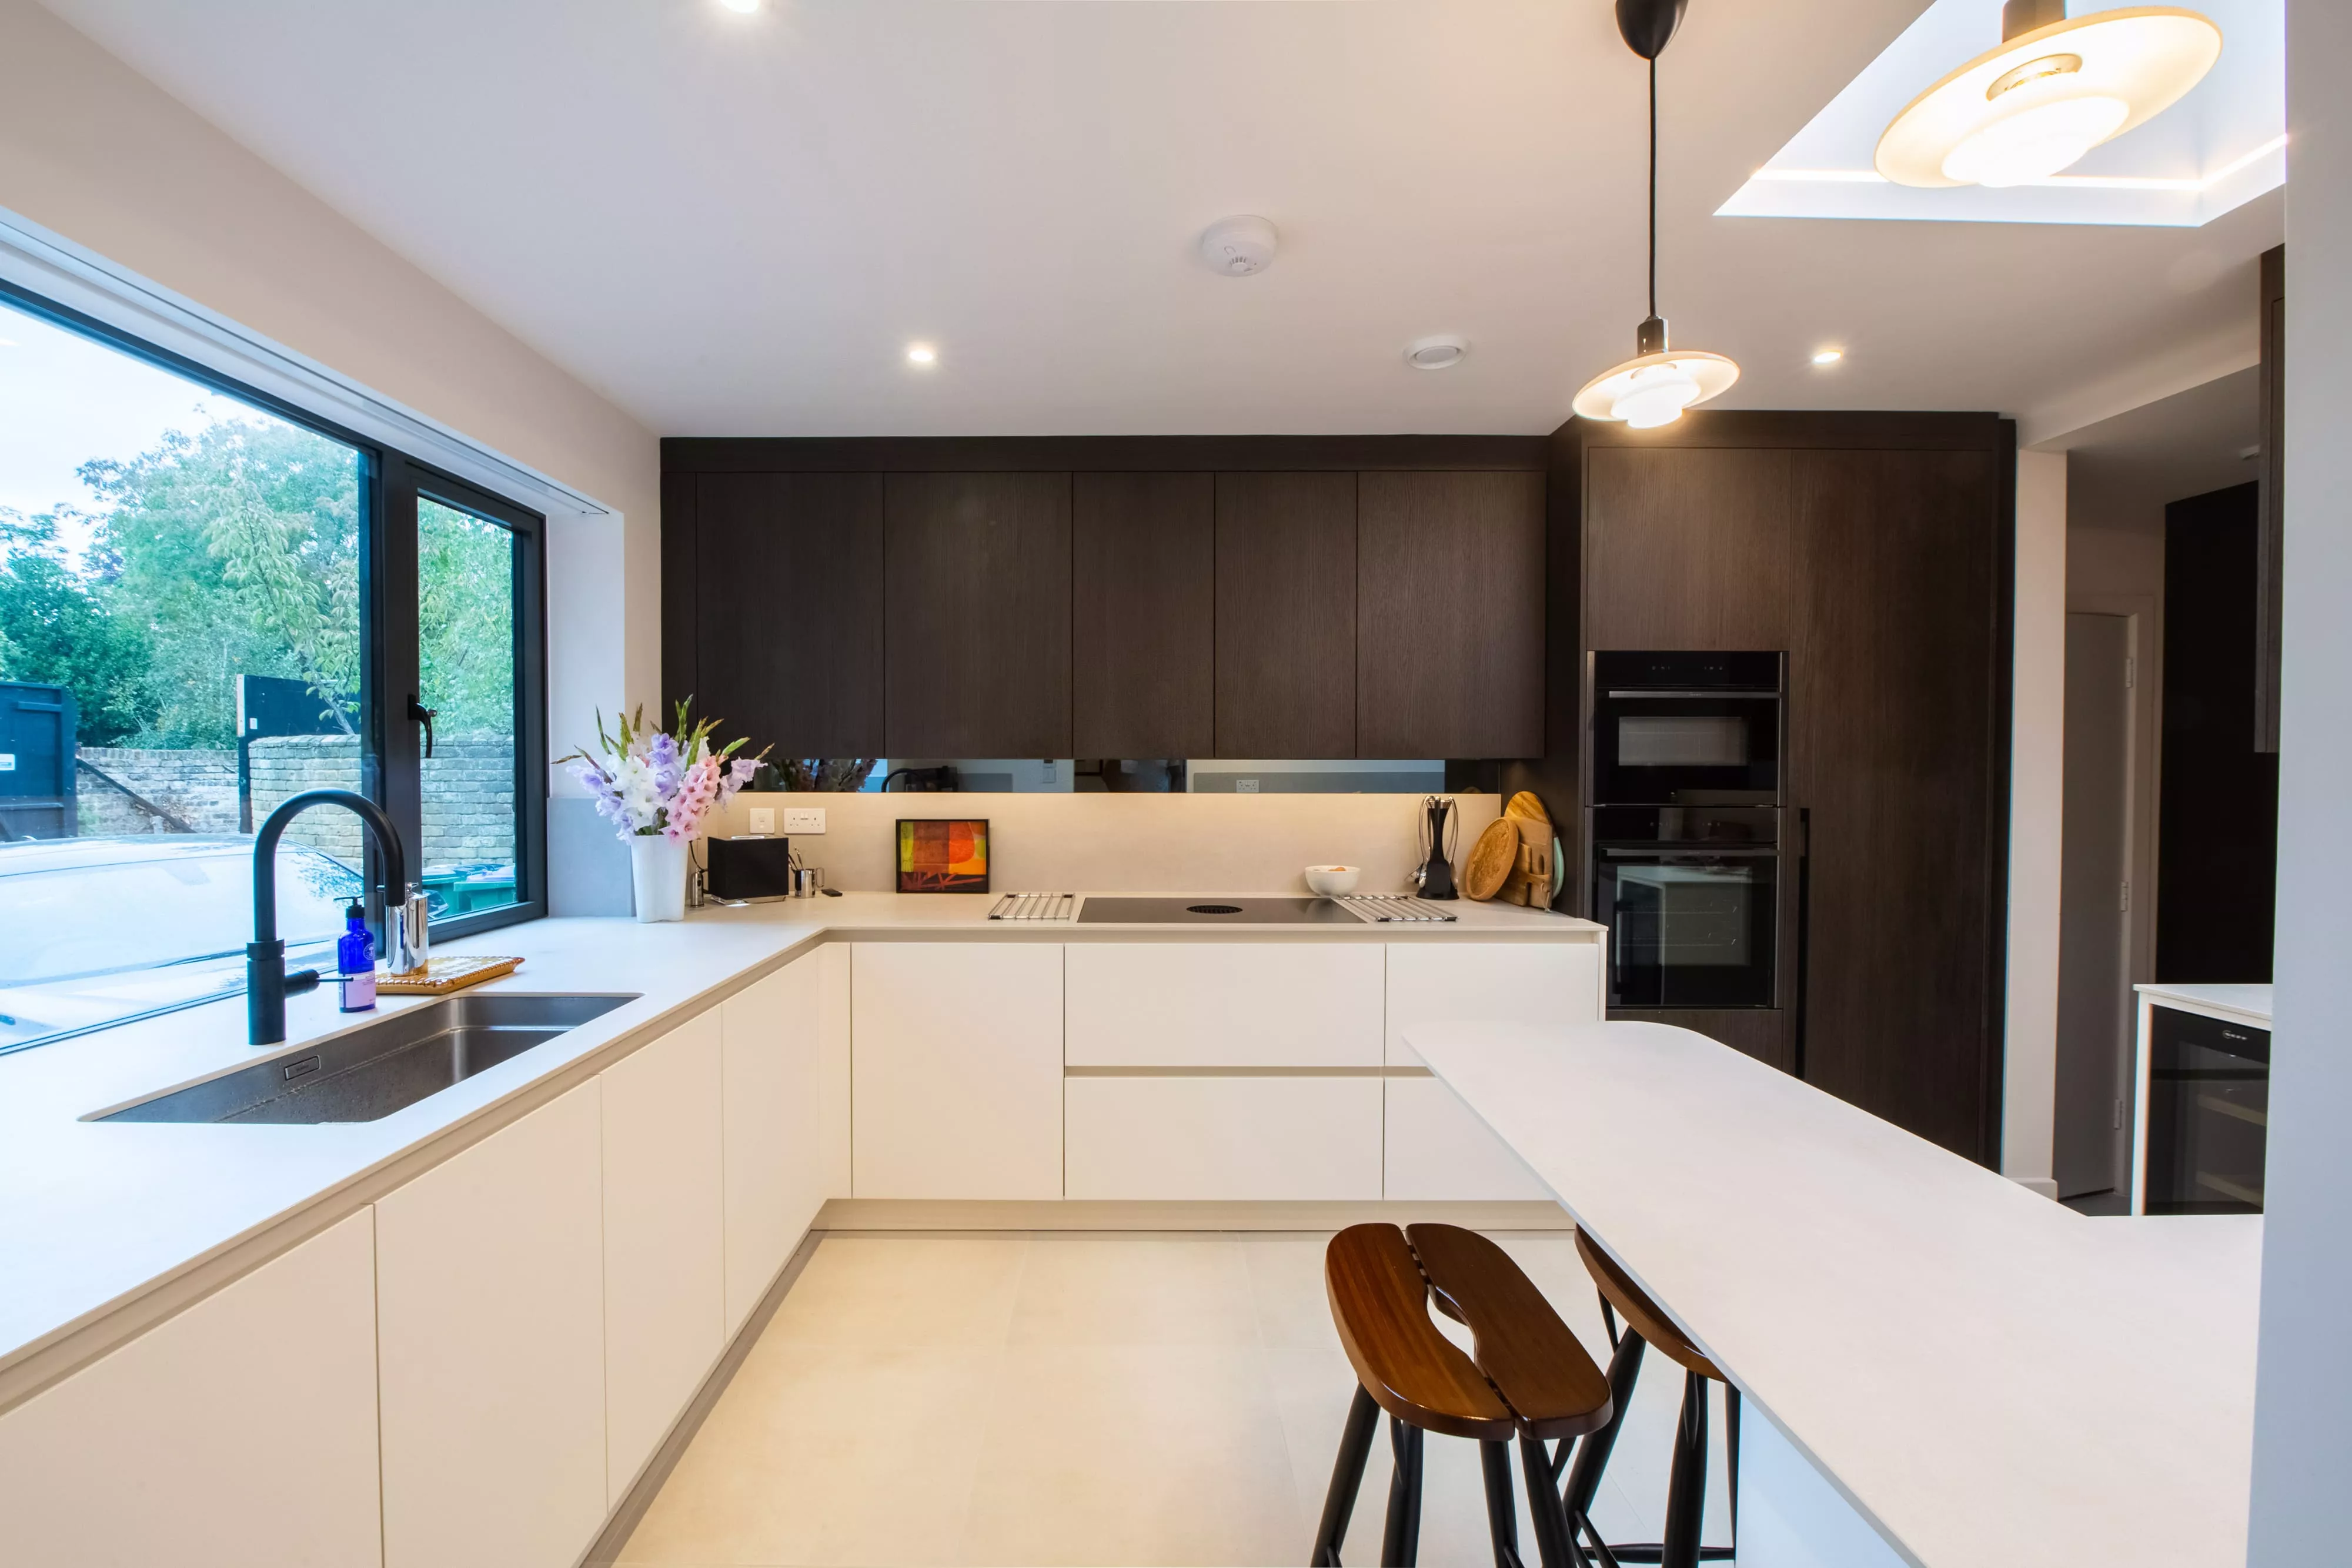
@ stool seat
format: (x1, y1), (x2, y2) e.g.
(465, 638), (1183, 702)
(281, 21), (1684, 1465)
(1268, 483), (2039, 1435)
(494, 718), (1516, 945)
(1575, 1230), (1722, 1380)
(1408, 1223), (1615, 1442)
(1325, 1222), (1516, 1441)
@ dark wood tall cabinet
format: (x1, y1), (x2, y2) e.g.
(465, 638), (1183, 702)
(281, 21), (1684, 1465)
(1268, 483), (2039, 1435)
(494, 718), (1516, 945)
(1511, 413), (2014, 1166)
(1357, 472), (1546, 758)
(1214, 472), (1358, 758)
(1072, 473), (1214, 758)
(883, 472), (1073, 757)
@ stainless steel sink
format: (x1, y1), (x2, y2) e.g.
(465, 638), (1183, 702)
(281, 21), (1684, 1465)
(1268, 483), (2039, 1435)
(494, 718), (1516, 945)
(95, 992), (640, 1125)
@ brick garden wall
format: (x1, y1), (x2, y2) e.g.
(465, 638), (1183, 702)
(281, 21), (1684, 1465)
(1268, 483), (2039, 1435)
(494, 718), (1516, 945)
(72, 735), (517, 871)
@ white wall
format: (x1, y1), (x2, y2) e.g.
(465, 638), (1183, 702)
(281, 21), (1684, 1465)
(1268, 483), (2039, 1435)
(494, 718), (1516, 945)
(0, 0), (659, 910)
(2247, 4), (2352, 1560)
(2002, 450), (2066, 1198)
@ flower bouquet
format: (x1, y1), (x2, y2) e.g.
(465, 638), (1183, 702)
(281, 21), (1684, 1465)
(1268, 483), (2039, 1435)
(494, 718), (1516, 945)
(563, 701), (767, 921)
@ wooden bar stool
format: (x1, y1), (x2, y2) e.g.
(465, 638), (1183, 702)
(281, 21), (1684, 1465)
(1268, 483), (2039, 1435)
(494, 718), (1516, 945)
(1314, 1223), (1614, 1568)
(1559, 1231), (1739, 1568)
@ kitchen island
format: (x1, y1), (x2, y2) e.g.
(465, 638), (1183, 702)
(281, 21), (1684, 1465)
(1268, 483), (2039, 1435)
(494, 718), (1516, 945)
(1408, 1018), (2260, 1568)
(0, 891), (1601, 1568)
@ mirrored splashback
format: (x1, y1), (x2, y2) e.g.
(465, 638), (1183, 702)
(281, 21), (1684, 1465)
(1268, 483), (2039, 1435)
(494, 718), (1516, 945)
(756, 759), (1495, 794)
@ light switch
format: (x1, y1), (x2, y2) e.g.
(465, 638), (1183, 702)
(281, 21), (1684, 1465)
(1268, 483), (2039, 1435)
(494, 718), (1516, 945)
(747, 807), (776, 835)
(783, 807), (827, 834)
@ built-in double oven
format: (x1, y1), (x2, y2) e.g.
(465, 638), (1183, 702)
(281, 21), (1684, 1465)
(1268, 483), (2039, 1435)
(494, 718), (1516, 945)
(1588, 651), (1786, 1012)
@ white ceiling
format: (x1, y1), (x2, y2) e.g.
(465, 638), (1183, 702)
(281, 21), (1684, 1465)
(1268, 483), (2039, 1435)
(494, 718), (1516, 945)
(2057, 363), (2260, 525)
(37, 0), (2283, 439)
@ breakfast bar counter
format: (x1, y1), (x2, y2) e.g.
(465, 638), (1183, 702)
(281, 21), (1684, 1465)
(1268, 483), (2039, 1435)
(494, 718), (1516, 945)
(1406, 1019), (2260, 1568)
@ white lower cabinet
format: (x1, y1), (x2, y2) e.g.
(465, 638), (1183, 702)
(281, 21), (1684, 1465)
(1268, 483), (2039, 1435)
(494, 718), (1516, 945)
(817, 940), (853, 1198)
(1065, 941), (1382, 1066)
(376, 1079), (608, 1568)
(1383, 1075), (1552, 1201)
(0, 1209), (383, 1568)
(603, 1007), (726, 1502)
(1065, 1074), (1383, 1199)
(853, 941), (1064, 1198)
(721, 956), (824, 1335)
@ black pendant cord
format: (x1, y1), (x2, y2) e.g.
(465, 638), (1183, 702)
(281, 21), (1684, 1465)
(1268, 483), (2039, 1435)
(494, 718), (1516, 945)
(1648, 54), (1659, 322)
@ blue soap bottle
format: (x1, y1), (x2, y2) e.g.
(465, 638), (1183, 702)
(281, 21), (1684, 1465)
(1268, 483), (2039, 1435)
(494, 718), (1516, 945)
(338, 901), (378, 1012)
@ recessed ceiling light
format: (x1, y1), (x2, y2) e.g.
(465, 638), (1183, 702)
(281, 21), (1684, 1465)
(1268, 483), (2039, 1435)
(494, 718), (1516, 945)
(906, 344), (937, 366)
(1812, 348), (1845, 365)
(717, 0), (760, 13)
(1406, 335), (1468, 370)
(1877, 3), (2223, 189)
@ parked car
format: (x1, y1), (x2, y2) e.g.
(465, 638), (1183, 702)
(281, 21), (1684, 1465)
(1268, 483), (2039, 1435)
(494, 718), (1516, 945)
(0, 835), (362, 1052)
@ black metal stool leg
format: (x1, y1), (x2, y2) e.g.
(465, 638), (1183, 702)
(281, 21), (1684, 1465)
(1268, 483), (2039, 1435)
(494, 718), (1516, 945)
(1725, 1383), (1740, 1556)
(1518, 1430), (1592, 1568)
(1313, 1385), (1381, 1566)
(1659, 1370), (1710, 1568)
(1381, 1416), (1425, 1567)
(1561, 1329), (1645, 1514)
(1481, 1440), (1526, 1568)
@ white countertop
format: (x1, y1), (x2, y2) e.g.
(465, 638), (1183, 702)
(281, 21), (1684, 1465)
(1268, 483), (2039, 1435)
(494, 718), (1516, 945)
(1, 892), (1595, 1405)
(2136, 982), (2274, 1025)
(1407, 1019), (2260, 1568)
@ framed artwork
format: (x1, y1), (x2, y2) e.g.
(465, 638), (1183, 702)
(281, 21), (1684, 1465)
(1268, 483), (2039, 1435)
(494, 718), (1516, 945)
(897, 818), (990, 893)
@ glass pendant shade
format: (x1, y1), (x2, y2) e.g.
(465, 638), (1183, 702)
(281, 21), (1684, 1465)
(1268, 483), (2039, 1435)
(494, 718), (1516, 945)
(1878, 8), (2222, 189)
(1573, 350), (1739, 429)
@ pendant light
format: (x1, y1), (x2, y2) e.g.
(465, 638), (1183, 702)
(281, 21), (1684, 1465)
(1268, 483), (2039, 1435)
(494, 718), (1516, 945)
(1877, 2), (2222, 189)
(1573, 0), (1738, 430)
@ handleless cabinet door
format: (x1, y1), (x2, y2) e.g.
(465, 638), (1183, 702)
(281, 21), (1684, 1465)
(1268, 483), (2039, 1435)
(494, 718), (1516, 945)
(853, 942), (1064, 1198)
(884, 472), (1073, 757)
(693, 472), (886, 755)
(0, 1211), (383, 1568)
(1357, 470), (1545, 758)
(1074, 472), (1215, 758)
(377, 1081), (607, 1568)
(721, 957), (826, 1337)
(603, 1007), (727, 1503)
(1215, 472), (1357, 757)
(1065, 941), (1382, 1067)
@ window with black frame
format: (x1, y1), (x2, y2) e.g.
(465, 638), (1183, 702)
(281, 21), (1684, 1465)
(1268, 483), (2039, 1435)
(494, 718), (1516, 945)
(0, 284), (545, 1053)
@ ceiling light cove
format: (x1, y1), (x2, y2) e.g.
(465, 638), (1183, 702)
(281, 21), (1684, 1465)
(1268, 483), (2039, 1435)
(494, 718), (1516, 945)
(905, 343), (937, 366)
(1406, 335), (1468, 370)
(1812, 348), (1845, 365)
(1877, 4), (2224, 189)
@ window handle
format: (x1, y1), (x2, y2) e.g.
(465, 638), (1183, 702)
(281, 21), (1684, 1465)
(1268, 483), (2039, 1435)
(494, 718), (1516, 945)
(408, 696), (437, 760)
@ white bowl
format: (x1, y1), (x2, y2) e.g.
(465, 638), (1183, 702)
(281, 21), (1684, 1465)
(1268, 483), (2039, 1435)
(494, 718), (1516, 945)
(1304, 865), (1361, 897)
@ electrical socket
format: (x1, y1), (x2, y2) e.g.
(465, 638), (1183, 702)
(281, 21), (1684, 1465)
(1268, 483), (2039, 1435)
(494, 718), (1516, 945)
(1234, 778), (1259, 794)
(783, 807), (827, 834)
(747, 807), (776, 835)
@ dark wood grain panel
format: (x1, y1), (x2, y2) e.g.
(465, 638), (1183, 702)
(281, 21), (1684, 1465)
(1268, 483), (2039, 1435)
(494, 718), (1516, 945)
(660, 468), (698, 718)
(884, 472), (1073, 757)
(665, 433), (1547, 474)
(1501, 424), (1586, 908)
(692, 472), (886, 756)
(1789, 447), (2006, 1162)
(1214, 472), (1357, 758)
(1357, 472), (1545, 758)
(1072, 473), (1214, 758)
(2256, 243), (2284, 753)
(1575, 409), (2009, 452)
(1582, 446), (1796, 651)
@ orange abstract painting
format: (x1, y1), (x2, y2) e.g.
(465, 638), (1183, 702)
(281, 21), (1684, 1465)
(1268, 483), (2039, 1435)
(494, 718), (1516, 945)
(897, 818), (990, 893)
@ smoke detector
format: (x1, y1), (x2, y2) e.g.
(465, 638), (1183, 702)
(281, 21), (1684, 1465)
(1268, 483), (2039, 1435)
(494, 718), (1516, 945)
(1200, 215), (1278, 276)
(1406, 335), (1468, 370)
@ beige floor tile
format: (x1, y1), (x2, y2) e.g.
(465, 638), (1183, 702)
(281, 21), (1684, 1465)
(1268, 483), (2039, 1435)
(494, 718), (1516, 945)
(619, 1341), (1000, 1566)
(763, 1235), (1028, 1349)
(1007, 1234), (1261, 1349)
(1237, 1233), (1343, 1350)
(961, 1343), (1302, 1566)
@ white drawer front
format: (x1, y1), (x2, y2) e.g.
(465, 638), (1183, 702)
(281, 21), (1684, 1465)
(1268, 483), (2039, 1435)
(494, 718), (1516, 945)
(1383, 1075), (1552, 1201)
(1065, 1075), (1383, 1199)
(1385, 941), (1602, 1066)
(1065, 942), (1382, 1067)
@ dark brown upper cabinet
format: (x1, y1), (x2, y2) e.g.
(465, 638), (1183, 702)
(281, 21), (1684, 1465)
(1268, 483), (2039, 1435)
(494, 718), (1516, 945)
(1072, 472), (1215, 758)
(689, 472), (887, 757)
(1357, 471), (1545, 758)
(1214, 472), (1358, 758)
(1582, 446), (1797, 652)
(883, 472), (1073, 757)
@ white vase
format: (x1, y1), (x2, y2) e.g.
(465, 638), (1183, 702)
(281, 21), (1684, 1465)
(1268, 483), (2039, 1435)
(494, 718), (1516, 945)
(630, 835), (689, 922)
